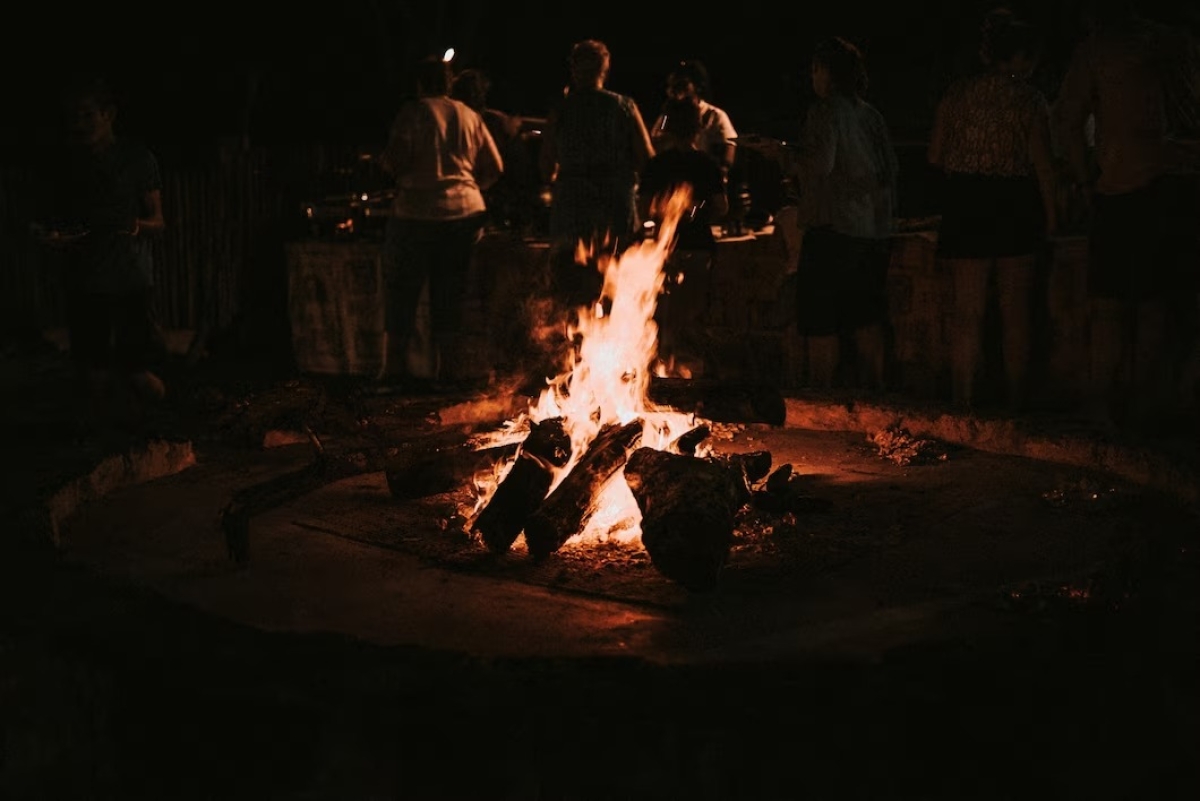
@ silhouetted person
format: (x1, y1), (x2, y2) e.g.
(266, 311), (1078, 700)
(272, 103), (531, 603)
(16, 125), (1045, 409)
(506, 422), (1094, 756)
(538, 39), (655, 313)
(377, 55), (503, 388)
(450, 67), (530, 231)
(31, 74), (167, 436)
(928, 9), (1058, 411)
(638, 95), (730, 377)
(776, 37), (899, 392)
(1055, 0), (1200, 428)
(651, 60), (738, 179)
(651, 59), (740, 231)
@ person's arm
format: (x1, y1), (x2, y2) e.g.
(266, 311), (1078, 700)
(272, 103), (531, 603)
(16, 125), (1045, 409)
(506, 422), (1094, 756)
(473, 114), (505, 192)
(131, 150), (165, 238)
(1055, 40), (1097, 188)
(715, 108), (738, 175)
(927, 95), (948, 170)
(650, 109), (669, 148)
(1028, 97), (1059, 237)
(629, 101), (656, 174)
(537, 111), (558, 184)
(132, 188), (165, 238)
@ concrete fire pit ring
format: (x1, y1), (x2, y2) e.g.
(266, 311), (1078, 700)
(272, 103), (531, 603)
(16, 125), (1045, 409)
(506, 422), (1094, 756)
(47, 387), (1198, 667)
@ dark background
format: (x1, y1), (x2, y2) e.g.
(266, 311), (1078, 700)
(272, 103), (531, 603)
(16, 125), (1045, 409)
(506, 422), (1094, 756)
(4, 0), (1197, 167)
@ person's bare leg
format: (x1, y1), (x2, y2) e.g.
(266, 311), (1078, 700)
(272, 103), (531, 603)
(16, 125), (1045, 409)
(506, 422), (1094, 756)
(806, 334), (839, 390)
(853, 323), (885, 392)
(1086, 298), (1127, 424)
(1131, 299), (1169, 424)
(947, 257), (990, 408)
(995, 255), (1035, 410)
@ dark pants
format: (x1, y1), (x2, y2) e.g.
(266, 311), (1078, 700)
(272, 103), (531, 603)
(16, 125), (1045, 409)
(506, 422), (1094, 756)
(66, 287), (163, 374)
(382, 214), (487, 377)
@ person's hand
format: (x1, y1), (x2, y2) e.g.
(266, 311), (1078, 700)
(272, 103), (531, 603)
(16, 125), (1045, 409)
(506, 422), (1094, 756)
(30, 221), (88, 246)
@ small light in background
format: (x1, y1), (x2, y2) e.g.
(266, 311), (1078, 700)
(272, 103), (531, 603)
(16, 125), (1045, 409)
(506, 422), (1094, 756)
(443, 48), (455, 63)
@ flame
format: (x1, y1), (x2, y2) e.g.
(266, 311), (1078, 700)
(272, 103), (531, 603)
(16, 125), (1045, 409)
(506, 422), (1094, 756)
(471, 186), (707, 545)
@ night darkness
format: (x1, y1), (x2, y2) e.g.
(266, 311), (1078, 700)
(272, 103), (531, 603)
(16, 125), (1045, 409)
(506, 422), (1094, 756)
(4, 0), (1197, 166)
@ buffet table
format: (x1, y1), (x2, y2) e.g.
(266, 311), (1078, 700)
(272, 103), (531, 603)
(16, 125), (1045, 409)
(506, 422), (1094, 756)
(286, 225), (1093, 403)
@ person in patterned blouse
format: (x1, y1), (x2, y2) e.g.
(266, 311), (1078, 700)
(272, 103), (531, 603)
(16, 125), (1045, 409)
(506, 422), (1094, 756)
(928, 8), (1058, 411)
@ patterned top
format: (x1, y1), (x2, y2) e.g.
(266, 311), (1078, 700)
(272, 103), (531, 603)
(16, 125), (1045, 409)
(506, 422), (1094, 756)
(381, 95), (503, 220)
(793, 94), (898, 240)
(545, 87), (647, 249)
(932, 73), (1050, 178)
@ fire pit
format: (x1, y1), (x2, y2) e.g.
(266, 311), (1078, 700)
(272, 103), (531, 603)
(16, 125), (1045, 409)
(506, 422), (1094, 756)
(45, 189), (1199, 662)
(376, 192), (829, 591)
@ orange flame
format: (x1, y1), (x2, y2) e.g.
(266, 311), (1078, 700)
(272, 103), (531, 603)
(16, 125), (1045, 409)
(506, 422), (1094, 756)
(474, 186), (707, 544)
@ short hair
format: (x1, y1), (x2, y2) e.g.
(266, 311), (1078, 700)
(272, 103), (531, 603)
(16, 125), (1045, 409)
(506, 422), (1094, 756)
(415, 55), (452, 95)
(451, 68), (490, 110)
(980, 9), (1042, 64)
(667, 59), (711, 100)
(569, 39), (610, 83)
(60, 73), (116, 110)
(813, 37), (869, 97)
(660, 96), (702, 142)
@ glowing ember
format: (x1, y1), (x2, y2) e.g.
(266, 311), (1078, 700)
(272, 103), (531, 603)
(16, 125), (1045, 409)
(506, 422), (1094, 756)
(468, 187), (707, 545)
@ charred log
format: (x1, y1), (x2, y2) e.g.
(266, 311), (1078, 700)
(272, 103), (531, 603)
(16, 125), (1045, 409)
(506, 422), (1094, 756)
(523, 420), (644, 560)
(385, 428), (520, 499)
(624, 447), (745, 592)
(708, 450), (773, 505)
(648, 378), (787, 426)
(223, 429), (367, 563)
(472, 417), (571, 554)
(671, 423), (711, 456)
(753, 465), (835, 515)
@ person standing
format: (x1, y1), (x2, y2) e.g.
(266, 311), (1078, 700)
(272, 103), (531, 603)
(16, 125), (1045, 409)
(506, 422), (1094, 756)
(450, 67), (529, 231)
(927, 9), (1058, 411)
(778, 37), (899, 392)
(638, 95), (730, 377)
(378, 54), (504, 388)
(651, 59), (741, 233)
(538, 39), (655, 313)
(651, 60), (738, 180)
(32, 74), (167, 435)
(1055, 0), (1200, 428)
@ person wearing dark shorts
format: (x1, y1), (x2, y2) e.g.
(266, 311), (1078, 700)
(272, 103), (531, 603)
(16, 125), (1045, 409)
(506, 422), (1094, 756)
(1056, 0), (1200, 427)
(794, 226), (889, 341)
(928, 10), (1057, 411)
(784, 37), (899, 392)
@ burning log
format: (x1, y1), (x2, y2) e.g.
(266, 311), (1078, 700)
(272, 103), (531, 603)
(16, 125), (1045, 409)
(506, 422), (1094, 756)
(670, 423), (711, 456)
(385, 429), (520, 500)
(523, 420), (644, 560)
(472, 417), (571, 554)
(624, 447), (748, 591)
